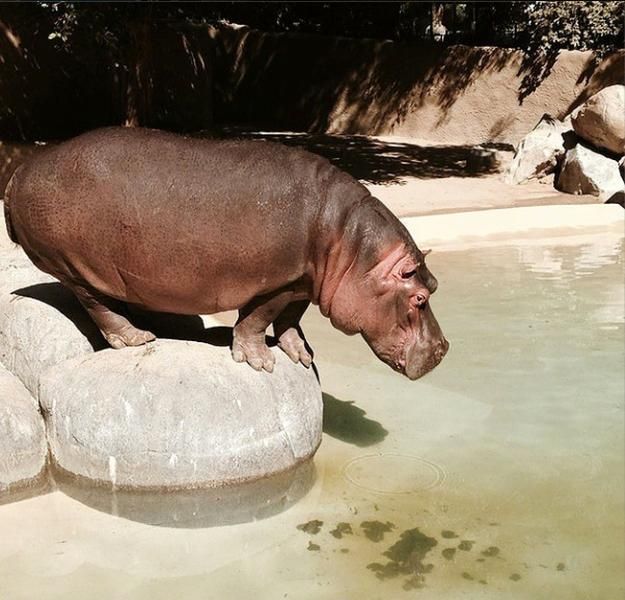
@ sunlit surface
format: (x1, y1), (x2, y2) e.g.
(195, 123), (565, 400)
(1, 233), (623, 599)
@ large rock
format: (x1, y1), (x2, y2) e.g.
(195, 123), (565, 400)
(0, 283), (102, 396)
(505, 114), (574, 184)
(40, 340), (322, 488)
(571, 85), (625, 156)
(0, 363), (48, 495)
(557, 143), (624, 199)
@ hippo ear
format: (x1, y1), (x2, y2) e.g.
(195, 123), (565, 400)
(422, 248), (432, 257)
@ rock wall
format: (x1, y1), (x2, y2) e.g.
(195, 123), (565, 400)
(213, 27), (624, 145)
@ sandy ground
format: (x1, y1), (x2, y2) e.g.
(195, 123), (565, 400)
(367, 175), (596, 217)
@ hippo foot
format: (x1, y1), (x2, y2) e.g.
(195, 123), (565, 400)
(104, 326), (156, 349)
(231, 336), (275, 373)
(278, 329), (313, 368)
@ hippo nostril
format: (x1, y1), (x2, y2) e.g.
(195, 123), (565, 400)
(434, 338), (449, 360)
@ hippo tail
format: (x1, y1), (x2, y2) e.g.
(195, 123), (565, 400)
(3, 168), (20, 245)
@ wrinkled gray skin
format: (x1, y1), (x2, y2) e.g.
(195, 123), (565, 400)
(5, 127), (448, 379)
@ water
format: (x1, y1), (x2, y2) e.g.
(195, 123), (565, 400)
(1, 233), (623, 599)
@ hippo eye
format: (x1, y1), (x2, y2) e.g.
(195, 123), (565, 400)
(402, 269), (417, 279)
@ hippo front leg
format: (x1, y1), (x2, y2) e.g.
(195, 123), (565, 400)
(233, 290), (301, 372)
(273, 300), (313, 368)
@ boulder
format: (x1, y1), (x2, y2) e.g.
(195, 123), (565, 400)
(0, 363), (48, 495)
(505, 114), (574, 184)
(40, 340), (322, 488)
(571, 85), (625, 156)
(0, 283), (102, 396)
(557, 143), (624, 199)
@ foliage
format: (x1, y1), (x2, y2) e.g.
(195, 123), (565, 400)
(523, 1), (624, 56)
(519, 1), (624, 100)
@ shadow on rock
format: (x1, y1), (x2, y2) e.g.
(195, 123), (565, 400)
(53, 459), (316, 529)
(12, 282), (237, 350)
(12, 282), (107, 350)
(322, 393), (388, 447)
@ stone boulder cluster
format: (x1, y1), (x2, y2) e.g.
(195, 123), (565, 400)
(506, 85), (625, 205)
(0, 214), (322, 501)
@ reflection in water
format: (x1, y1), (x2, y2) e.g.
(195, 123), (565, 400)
(53, 460), (315, 528)
(517, 235), (623, 279)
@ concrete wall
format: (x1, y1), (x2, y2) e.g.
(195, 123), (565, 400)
(214, 27), (624, 145)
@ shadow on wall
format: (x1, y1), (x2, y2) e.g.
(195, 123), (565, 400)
(565, 49), (625, 115)
(215, 28), (516, 135)
(218, 130), (508, 184)
(0, 10), (214, 141)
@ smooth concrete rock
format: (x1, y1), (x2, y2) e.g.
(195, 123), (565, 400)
(572, 85), (625, 156)
(40, 340), (322, 488)
(557, 143), (624, 200)
(0, 363), (48, 494)
(0, 283), (102, 396)
(505, 114), (574, 184)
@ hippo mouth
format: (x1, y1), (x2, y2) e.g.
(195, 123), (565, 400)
(402, 337), (449, 380)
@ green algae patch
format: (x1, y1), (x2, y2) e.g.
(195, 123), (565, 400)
(367, 527), (438, 589)
(361, 520), (395, 542)
(557, 562), (566, 571)
(441, 530), (458, 539)
(481, 546), (500, 558)
(442, 548), (456, 560)
(307, 542), (320, 551)
(330, 522), (353, 539)
(510, 573), (522, 581)
(458, 540), (474, 551)
(297, 520), (323, 535)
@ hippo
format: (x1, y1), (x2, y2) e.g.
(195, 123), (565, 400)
(4, 127), (448, 379)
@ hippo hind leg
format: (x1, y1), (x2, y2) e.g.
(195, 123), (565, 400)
(67, 282), (155, 349)
(273, 300), (313, 368)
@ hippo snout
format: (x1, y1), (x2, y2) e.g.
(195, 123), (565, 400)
(404, 336), (449, 380)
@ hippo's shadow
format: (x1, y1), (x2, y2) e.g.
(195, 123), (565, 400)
(13, 282), (108, 350)
(322, 393), (388, 447)
(12, 282), (239, 351)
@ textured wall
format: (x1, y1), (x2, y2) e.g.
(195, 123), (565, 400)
(214, 27), (624, 145)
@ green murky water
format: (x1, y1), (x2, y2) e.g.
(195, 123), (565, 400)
(1, 233), (623, 599)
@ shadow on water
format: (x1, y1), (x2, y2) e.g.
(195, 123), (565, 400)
(322, 393), (388, 447)
(52, 459), (316, 529)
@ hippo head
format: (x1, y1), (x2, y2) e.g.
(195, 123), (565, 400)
(329, 244), (449, 380)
